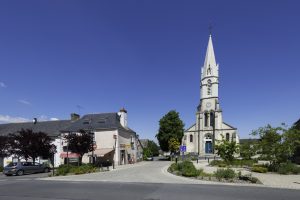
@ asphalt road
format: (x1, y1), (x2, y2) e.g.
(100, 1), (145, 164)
(0, 180), (299, 200)
(0, 161), (299, 200)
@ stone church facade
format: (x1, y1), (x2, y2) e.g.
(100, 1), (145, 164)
(182, 35), (239, 155)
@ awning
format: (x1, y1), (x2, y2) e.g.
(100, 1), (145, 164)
(88, 148), (114, 157)
(60, 152), (80, 158)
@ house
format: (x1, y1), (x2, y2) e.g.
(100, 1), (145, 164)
(0, 108), (142, 167)
(60, 109), (143, 166)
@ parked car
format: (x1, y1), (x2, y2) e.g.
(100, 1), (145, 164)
(146, 157), (154, 161)
(3, 162), (50, 176)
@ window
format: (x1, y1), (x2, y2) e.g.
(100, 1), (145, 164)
(204, 113), (209, 127)
(210, 112), (214, 127)
(190, 135), (193, 143)
(207, 65), (212, 75)
(226, 133), (230, 141)
(207, 87), (211, 95)
(207, 79), (212, 95)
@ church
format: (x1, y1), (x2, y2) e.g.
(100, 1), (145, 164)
(182, 34), (239, 155)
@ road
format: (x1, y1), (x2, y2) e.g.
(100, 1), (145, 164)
(0, 161), (299, 200)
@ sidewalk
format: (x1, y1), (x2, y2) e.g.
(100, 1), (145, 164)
(193, 160), (300, 189)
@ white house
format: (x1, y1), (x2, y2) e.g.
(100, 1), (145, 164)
(0, 108), (143, 168)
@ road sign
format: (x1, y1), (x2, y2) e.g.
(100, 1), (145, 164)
(180, 145), (186, 152)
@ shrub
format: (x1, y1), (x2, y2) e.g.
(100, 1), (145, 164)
(210, 159), (256, 167)
(252, 166), (268, 173)
(169, 161), (201, 177)
(55, 164), (98, 176)
(238, 174), (261, 184)
(214, 168), (236, 180)
(210, 160), (225, 167)
(278, 162), (300, 175)
(169, 163), (178, 172)
(56, 165), (71, 176)
(0, 166), (3, 172)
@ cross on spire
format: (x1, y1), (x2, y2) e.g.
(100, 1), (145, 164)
(208, 24), (213, 35)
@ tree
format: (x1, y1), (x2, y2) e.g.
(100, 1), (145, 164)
(147, 140), (160, 157)
(215, 135), (239, 163)
(9, 129), (53, 163)
(0, 135), (10, 158)
(239, 140), (259, 160)
(156, 110), (184, 152)
(251, 124), (300, 167)
(292, 118), (300, 130)
(168, 137), (180, 154)
(65, 130), (93, 165)
(286, 122), (300, 163)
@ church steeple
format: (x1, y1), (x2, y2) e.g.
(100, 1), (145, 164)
(200, 34), (219, 101)
(203, 34), (217, 71)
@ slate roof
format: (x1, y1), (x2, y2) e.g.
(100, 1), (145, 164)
(61, 113), (136, 135)
(0, 120), (72, 137)
(0, 113), (137, 138)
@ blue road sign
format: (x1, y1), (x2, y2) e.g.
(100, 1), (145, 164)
(180, 145), (186, 152)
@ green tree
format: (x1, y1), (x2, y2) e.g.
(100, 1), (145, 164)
(0, 135), (10, 158)
(251, 124), (300, 167)
(9, 129), (53, 163)
(286, 123), (300, 163)
(156, 110), (184, 152)
(215, 135), (239, 163)
(143, 148), (152, 160)
(65, 130), (93, 165)
(168, 137), (180, 154)
(239, 140), (258, 160)
(147, 140), (160, 157)
(292, 119), (300, 130)
(142, 140), (160, 160)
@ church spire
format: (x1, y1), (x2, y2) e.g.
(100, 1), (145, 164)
(203, 34), (217, 71)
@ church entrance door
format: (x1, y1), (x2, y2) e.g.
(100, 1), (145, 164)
(205, 141), (213, 154)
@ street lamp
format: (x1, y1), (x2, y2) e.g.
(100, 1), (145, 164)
(113, 134), (117, 169)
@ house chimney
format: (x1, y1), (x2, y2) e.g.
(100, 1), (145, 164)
(118, 107), (128, 128)
(71, 113), (80, 121)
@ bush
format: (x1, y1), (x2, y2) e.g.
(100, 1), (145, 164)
(56, 164), (98, 176)
(214, 168), (236, 180)
(180, 161), (201, 177)
(0, 166), (3, 172)
(238, 174), (261, 184)
(278, 162), (300, 175)
(168, 161), (201, 177)
(56, 165), (71, 176)
(210, 160), (226, 167)
(252, 166), (268, 173)
(210, 159), (256, 167)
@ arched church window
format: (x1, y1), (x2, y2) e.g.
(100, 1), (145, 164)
(190, 135), (193, 143)
(226, 133), (230, 141)
(204, 113), (209, 127)
(210, 112), (214, 127)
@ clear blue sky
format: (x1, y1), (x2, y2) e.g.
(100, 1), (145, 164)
(0, 0), (300, 140)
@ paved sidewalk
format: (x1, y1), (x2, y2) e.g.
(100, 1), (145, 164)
(193, 160), (300, 190)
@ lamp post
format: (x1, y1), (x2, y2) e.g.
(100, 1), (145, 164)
(49, 144), (57, 176)
(113, 134), (117, 169)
